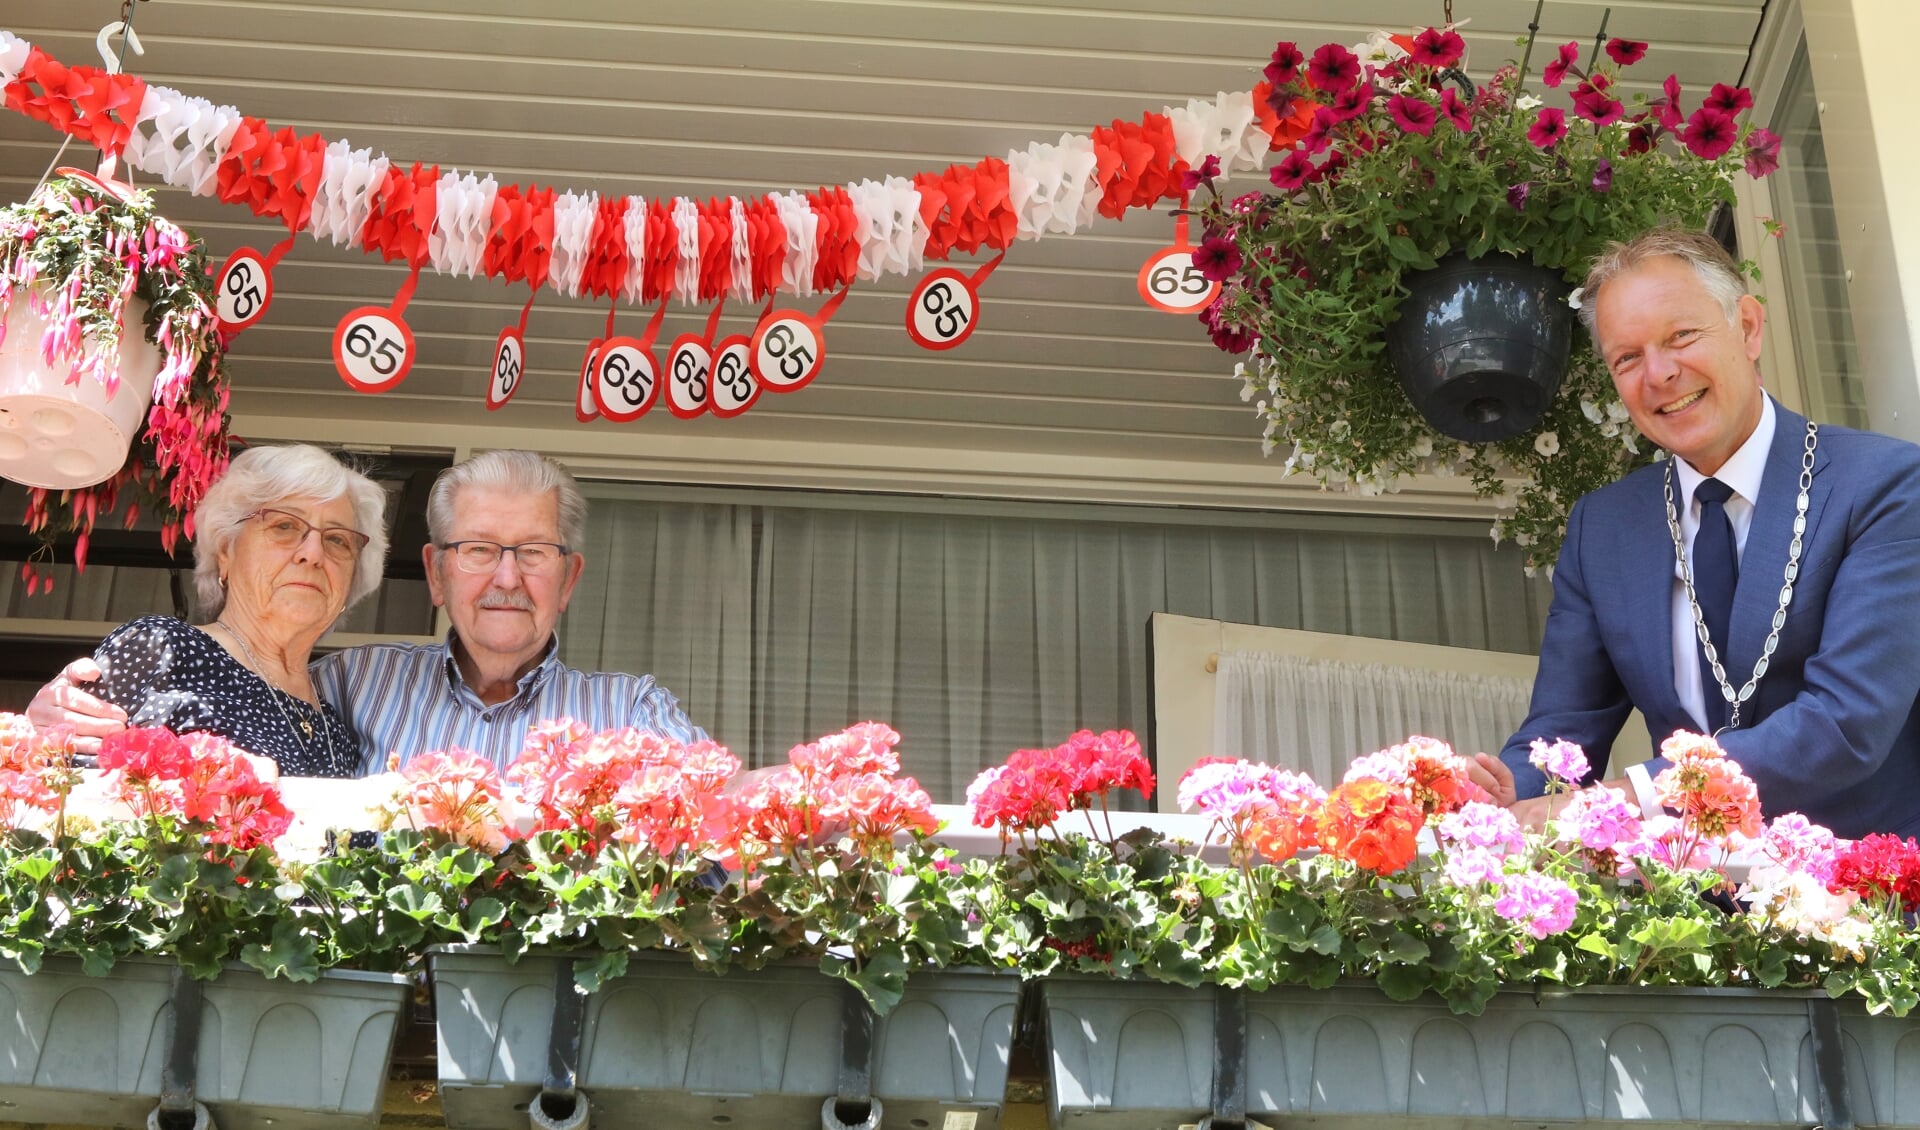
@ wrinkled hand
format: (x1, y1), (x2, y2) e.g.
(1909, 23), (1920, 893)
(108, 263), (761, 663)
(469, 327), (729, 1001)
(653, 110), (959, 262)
(1468, 752), (1517, 807)
(27, 658), (127, 753)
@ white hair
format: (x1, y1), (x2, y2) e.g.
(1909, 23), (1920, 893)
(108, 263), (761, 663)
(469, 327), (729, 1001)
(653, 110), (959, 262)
(426, 450), (587, 549)
(191, 444), (390, 622)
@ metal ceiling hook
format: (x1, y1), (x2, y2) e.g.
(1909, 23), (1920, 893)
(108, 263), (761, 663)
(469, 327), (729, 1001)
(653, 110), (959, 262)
(95, 20), (144, 75)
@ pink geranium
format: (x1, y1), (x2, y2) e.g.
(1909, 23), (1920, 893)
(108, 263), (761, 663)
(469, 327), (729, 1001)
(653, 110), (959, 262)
(395, 749), (513, 855)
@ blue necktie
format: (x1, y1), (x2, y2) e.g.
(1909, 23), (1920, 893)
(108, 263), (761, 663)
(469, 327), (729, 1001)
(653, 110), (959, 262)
(1693, 477), (1738, 731)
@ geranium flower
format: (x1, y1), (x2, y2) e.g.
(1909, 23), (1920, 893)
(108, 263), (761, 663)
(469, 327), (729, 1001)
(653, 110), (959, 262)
(1744, 127), (1783, 178)
(1388, 94), (1437, 135)
(1655, 748), (1761, 841)
(1319, 778), (1422, 874)
(1266, 42), (1306, 86)
(1439, 87), (1473, 132)
(1306, 43), (1361, 91)
(1192, 236), (1243, 281)
(1703, 82), (1755, 114)
(1408, 27), (1465, 69)
(394, 749), (512, 855)
(1759, 813), (1840, 883)
(1528, 738), (1590, 785)
(1606, 38), (1648, 65)
(1438, 800), (1524, 855)
(1494, 872), (1578, 938)
(1828, 833), (1920, 913)
(1527, 107), (1568, 148)
(1269, 149), (1317, 190)
(1542, 41), (1581, 88)
(1554, 785), (1641, 852)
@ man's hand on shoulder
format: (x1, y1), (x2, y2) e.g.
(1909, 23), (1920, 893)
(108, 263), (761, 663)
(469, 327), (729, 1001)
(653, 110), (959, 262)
(27, 658), (128, 753)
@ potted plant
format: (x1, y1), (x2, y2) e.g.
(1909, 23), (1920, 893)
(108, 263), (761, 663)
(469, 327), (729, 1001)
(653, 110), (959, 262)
(0, 719), (410, 1130)
(1194, 27), (1783, 569)
(966, 735), (1920, 1127)
(408, 721), (1021, 1130)
(0, 171), (233, 586)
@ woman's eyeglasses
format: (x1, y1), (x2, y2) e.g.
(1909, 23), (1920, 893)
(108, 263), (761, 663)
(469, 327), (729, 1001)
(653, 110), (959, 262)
(246, 508), (370, 563)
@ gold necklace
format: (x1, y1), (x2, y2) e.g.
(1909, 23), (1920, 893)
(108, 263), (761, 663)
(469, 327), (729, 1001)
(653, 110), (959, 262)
(213, 620), (331, 759)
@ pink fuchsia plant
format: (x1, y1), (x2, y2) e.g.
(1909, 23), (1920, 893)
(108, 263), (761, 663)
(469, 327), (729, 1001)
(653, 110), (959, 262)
(0, 174), (233, 586)
(1194, 26), (1783, 571)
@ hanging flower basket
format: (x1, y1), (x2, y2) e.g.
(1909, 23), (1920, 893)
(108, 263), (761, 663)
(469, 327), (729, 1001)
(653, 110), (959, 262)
(1196, 27), (1782, 569)
(1383, 252), (1573, 442)
(0, 169), (233, 583)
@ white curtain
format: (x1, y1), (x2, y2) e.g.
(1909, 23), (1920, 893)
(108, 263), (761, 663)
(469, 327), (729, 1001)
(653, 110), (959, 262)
(749, 507), (1550, 802)
(1212, 651), (1534, 782)
(559, 496), (755, 752)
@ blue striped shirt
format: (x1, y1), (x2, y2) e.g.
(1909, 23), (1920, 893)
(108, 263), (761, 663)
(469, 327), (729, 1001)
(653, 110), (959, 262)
(310, 633), (707, 775)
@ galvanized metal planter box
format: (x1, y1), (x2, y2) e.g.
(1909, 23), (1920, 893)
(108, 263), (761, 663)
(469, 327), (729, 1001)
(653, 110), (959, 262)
(0, 957), (410, 1130)
(1043, 978), (1920, 1129)
(430, 947), (1021, 1130)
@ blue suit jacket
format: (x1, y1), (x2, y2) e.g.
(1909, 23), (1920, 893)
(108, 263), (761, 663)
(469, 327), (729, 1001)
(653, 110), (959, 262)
(1500, 401), (1920, 838)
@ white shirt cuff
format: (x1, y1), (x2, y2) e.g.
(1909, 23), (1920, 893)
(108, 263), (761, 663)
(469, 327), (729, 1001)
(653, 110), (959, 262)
(1625, 762), (1662, 818)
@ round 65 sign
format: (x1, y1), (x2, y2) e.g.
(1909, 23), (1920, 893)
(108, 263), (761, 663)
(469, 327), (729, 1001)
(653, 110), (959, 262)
(1136, 246), (1219, 314)
(905, 268), (978, 350)
(332, 307), (416, 393)
(751, 315), (825, 392)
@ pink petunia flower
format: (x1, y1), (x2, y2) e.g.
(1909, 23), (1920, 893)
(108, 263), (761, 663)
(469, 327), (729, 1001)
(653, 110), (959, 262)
(1306, 43), (1361, 91)
(1408, 27), (1466, 69)
(1388, 94), (1438, 135)
(1192, 236), (1243, 282)
(1440, 88), (1473, 132)
(1703, 82), (1754, 115)
(1527, 107), (1568, 148)
(1266, 42), (1306, 87)
(1657, 74), (1686, 131)
(1542, 41), (1581, 88)
(1681, 108), (1739, 160)
(1268, 150), (1317, 191)
(1744, 128), (1783, 178)
(1606, 38), (1649, 66)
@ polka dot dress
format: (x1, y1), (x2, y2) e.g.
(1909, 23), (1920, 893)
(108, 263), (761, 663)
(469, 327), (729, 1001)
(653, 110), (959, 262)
(93, 615), (362, 777)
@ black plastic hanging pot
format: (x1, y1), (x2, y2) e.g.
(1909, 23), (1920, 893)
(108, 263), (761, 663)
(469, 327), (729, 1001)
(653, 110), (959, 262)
(1384, 252), (1573, 442)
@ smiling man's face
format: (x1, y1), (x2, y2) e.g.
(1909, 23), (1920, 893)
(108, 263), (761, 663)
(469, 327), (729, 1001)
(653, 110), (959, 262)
(424, 485), (584, 673)
(1593, 254), (1767, 475)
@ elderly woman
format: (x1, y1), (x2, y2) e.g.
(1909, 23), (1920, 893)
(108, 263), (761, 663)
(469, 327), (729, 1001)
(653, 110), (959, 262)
(88, 444), (388, 777)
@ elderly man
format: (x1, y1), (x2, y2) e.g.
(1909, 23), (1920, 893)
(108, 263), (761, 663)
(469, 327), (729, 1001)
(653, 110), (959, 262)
(33, 449), (705, 772)
(1477, 229), (1920, 838)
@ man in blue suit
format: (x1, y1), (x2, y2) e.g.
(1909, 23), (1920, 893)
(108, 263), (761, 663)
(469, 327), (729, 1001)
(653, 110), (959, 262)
(1476, 229), (1920, 838)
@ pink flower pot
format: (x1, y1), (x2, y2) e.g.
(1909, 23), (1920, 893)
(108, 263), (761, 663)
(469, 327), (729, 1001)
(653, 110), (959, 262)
(0, 290), (160, 489)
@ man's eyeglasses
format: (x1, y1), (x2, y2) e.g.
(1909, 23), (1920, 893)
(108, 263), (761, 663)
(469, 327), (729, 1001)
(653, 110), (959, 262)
(439, 540), (572, 574)
(246, 509), (370, 563)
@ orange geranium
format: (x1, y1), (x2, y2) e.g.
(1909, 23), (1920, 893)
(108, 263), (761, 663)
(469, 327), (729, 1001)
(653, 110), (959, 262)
(1318, 778), (1422, 874)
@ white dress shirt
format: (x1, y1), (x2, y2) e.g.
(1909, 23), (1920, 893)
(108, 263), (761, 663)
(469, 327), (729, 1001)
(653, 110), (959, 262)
(1669, 395), (1776, 732)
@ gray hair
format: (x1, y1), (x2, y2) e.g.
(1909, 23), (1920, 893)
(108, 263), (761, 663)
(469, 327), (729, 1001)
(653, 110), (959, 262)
(192, 444), (390, 622)
(426, 450), (587, 550)
(1577, 228), (1747, 352)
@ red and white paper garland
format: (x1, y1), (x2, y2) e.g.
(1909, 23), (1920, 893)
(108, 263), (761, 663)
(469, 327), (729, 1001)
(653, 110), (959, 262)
(1, 26), (1301, 415)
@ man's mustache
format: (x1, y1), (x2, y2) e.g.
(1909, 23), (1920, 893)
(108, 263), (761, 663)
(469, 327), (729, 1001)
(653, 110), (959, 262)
(477, 590), (535, 611)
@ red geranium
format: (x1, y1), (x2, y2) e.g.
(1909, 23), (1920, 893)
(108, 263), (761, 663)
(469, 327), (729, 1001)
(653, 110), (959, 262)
(1828, 833), (1920, 914)
(1318, 778), (1422, 875)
